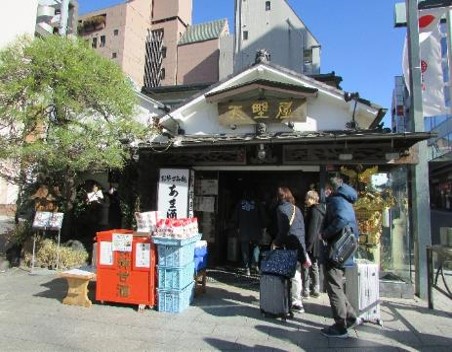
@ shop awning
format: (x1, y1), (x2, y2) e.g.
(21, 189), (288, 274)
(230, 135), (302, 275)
(140, 130), (434, 166)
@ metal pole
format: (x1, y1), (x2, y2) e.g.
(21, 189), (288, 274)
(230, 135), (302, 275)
(56, 229), (61, 271)
(427, 246), (434, 308)
(406, 0), (432, 299)
(58, 0), (70, 36)
(30, 232), (37, 275)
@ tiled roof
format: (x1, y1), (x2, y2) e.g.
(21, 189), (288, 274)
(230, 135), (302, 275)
(179, 19), (227, 45)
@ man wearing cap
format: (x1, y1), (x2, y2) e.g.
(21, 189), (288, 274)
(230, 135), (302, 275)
(319, 173), (361, 338)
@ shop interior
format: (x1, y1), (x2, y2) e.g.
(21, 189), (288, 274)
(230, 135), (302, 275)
(194, 170), (319, 267)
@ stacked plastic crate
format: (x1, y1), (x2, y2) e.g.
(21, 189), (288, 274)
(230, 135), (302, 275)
(153, 234), (201, 313)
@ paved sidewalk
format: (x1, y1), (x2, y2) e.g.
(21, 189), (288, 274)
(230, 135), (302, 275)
(0, 267), (451, 352)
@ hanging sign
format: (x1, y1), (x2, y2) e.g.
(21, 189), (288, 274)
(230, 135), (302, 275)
(158, 168), (190, 219)
(32, 212), (64, 230)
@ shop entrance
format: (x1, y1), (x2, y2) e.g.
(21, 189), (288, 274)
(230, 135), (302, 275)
(194, 169), (319, 267)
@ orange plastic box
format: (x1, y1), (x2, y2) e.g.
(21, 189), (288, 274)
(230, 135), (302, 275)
(95, 229), (157, 309)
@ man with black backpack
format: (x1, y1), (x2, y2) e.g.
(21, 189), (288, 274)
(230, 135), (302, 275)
(319, 174), (361, 338)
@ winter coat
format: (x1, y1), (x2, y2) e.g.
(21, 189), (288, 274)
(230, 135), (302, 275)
(235, 199), (263, 243)
(305, 203), (326, 258)
(274, 200), (307, 263)
(321, 183), (359, 243)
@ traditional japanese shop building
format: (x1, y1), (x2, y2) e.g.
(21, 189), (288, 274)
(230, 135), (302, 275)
(137, 58), (431, 291)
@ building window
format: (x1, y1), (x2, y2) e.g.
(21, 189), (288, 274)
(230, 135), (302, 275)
(243, 30), (248, 40)
(162, 46), (167, 58)
(100, 35), (106, 47)
(92, 37), (97, 48)
(161, 68), (166, 80)
(265, 1), (271, 11)
(112, 52), (117, 59)
(113, 29), (119, 36)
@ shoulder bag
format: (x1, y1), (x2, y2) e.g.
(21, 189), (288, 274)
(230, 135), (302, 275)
(329, 225), (358, 267)
(261, 205), (298, 278)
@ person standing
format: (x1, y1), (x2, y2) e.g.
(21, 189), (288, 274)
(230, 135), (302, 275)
(320, 174), (361, 338)
(302, 190), (325, 299)
(273, 186), (310, 313)
(235, 190), (264, 276)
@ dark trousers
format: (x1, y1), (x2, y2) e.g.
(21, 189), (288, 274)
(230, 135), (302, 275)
(325, 264), (357, 328)
(240, 241), (259, 269)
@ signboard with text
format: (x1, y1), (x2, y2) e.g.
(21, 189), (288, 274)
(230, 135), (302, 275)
(157, 168), (190, 219)
(217, 98), (307, 126)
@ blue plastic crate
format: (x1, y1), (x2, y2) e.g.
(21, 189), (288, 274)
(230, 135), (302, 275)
(158, 261), (195, 290)
(157, 282), (194, 313)
(152, 234), (201, 247)
(194, 245), (207, 257)
(194, 254), (208, 272)
(156, 242), (197, 267)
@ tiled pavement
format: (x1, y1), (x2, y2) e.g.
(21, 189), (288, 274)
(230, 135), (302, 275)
(0, 266), (451, 351)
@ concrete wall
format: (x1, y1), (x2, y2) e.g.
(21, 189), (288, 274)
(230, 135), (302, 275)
(234, 0), (320, 74)
(152, 20), (183, 86)
(123, 0), (152, 86)
(177, 40), (220, 85)
(219, 34), (234, 80)
(79, 5), (127, 72)
(0, 0), (39, 215)
(0, 0), (38, 48)
(152, 0), (192, 25)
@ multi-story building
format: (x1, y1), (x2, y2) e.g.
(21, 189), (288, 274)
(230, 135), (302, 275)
(391, 76), (411, 133)
(78, 0), (152, 88)
(80, 0), (320, 89)
(0, 0), (78, 216)
(233, 0), (320, 75)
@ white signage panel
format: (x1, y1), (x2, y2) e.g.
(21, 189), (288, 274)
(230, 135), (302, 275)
(158, 168), (190, 219)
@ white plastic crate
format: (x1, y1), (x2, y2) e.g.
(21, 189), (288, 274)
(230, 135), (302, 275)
(157, 282), (194, 313)
(158, 261), (195, 290)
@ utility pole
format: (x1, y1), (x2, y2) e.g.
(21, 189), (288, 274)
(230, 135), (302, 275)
(406, 0), (432, 299)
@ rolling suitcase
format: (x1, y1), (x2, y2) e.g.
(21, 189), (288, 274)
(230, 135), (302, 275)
(345, 261), (382, 326)
(260, 273), (293, 319)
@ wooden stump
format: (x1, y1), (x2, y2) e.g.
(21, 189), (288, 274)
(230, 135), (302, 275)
(60, 272), (96, 308)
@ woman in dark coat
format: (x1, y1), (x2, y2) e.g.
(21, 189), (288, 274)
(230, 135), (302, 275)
(273, 186), (309, 312)
(303, 190), (326, 298)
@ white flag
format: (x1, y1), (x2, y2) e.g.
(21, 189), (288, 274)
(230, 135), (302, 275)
(402, 7), (448, 117)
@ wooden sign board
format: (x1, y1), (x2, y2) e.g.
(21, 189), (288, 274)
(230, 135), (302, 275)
(218, 98), (307, 126)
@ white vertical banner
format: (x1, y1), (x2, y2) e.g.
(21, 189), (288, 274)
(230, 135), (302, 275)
(402, 7), (448, 117)
(158, 168), (190, 219)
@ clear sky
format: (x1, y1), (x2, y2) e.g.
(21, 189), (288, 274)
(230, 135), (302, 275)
(79, 0), (405, 127)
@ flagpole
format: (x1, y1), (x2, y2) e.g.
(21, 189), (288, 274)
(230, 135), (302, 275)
(406, 0), (431, 300)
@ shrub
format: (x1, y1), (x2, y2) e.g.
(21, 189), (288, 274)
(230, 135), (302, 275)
(24, 238), (88, 269)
